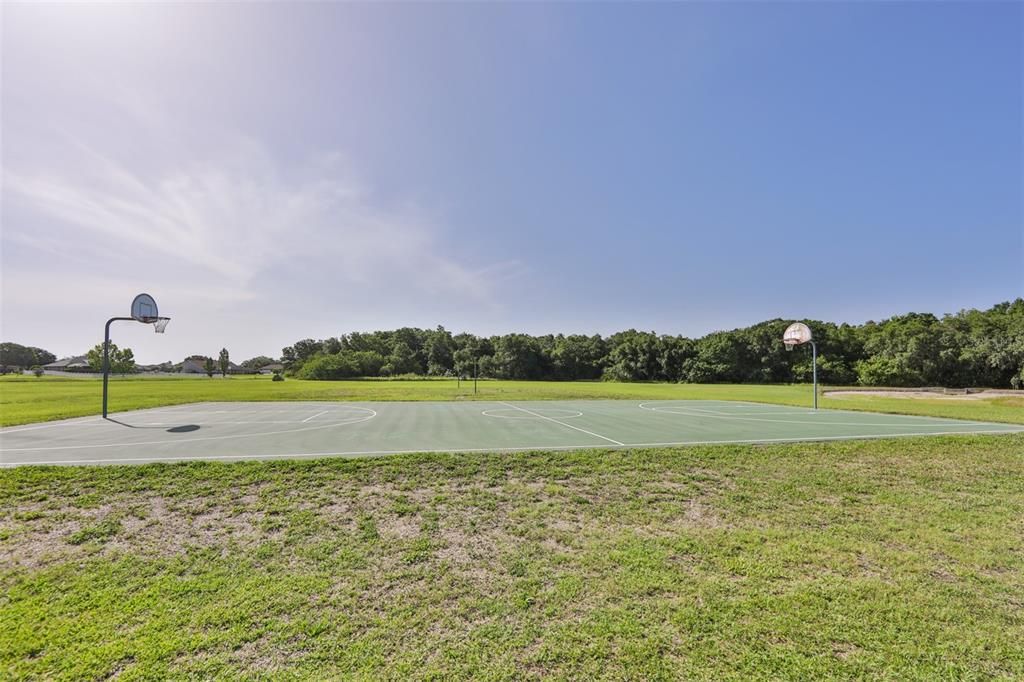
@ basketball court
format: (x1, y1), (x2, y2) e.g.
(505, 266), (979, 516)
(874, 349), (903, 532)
(2, 400), (1020, 467)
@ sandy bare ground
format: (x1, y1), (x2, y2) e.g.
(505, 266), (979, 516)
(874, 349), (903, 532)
(825, 389), (1020, 401)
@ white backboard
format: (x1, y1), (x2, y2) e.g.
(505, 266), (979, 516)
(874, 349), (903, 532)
(783, 322), (812, 345)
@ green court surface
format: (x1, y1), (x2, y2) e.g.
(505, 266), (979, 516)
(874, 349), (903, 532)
(2, 399), (1021, 467)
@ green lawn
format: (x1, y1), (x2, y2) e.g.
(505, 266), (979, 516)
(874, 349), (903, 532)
(3, 375), (1023, 426)
(3, 435), (1023, 679)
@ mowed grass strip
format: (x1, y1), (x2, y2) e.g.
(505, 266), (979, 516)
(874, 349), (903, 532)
(2, 435), (1023, 680)
(2, 375), (1023, 426)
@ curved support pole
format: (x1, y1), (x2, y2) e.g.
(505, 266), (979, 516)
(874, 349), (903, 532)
(102, 317), (134, 418)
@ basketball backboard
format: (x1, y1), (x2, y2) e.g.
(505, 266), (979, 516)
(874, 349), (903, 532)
(131, 293), (159, 323)
(783, 322), (812, 346)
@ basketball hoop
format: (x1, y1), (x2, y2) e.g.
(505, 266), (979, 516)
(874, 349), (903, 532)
(103, 293), (171, 417)
(783, 322), (813, 346)
(782, 322), (818, 410)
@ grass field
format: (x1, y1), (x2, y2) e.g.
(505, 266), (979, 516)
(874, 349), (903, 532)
(3, 375), (1023, 427)
(4, 378), (1023, 677)
(2, 435), (1023, 679)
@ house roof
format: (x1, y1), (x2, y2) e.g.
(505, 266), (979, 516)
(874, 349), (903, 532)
(180, 359), (208, 373)
(43, 356), (89, 369)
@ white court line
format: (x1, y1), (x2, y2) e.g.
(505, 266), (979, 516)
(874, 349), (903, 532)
(136, 421), (354, 426)
(0, 409), (378, 452)
(482, 408), (583, 420)
(4, 428), (1021, 467)
(637, 403), (1006, 428)
(668, 405), (820, 417)
(302, 410), (331, 423)
(0, 403), (371, 435)
(497, 401), (624, 446)
(621, 427), (1024, 447)
(138, 403), (209, 412)
(1, 419), (105, 434)
(675, 399), (1003, 425)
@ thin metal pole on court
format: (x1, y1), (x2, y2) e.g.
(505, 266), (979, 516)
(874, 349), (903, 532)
(474, 358), (478, 395)
(811, 340), (818, 410)
(102, 317), (134, 419)
(784, 322), (818, 411)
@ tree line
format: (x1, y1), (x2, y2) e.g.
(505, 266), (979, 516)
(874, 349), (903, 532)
(0, 342), (273, 377)
(0, 343), (55, 371)
(5, 299), (1021, 387)
(279, 299), (1024, 388)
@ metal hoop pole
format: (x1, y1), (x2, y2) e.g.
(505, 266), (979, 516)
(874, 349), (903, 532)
(811, 340), (818, 410)
(102, 317), (134, 418)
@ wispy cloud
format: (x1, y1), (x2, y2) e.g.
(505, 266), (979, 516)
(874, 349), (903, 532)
(5, 137), (518, 301)
(2, 130), (526, 359)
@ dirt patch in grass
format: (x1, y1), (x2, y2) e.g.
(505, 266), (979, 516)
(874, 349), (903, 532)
(1, 494), (277, 568)
(227, 631), (310, 673)
(4, 436), (1024, 680)
(832, 642), (861, 660)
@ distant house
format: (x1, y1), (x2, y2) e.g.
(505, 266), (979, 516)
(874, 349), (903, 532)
(43, 356), (92, 372)
(137, 362), (174, 373)
(259, 363), (284, 375)
(180, 359), (209, 374)
(177, 358), (253, 375)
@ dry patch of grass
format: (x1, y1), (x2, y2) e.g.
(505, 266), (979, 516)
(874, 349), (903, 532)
(3, 434), (1024, 679)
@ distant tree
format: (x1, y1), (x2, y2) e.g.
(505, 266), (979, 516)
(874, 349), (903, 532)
(343, 331), (392, 356)
(452, 348), (477, 378)
(86, 343), (136, 373)
(0, 343), (33, 368)
(604, 330), (662, 381)
(277, 298), (1024, 388)
(857, 313), (942, 386)
(204, 357), (216, 378)
(493, 334), (545, 379)
(36, 347), (57, 366)
(657, 335), (696, 382)
(295, 350), (386, 380)
(281, 339), (324, 372)
(218, 348), (230, 377)
(682, 332), (744, 383)
(736, 320), (793, 383)
(32, 365), (44, 378)
(351, 351), (386, 376)
(452, 334), (493, 377)
(476, 354), (497, 378)
(241, 356), (275, 370)
(385, 342), (418, 376)
(552, 334), (607, 380)
(426, 326), (455, 375)
(378, 328), (428, 374)
(0, 342), (55, 368)
(298, 354), (359, 380)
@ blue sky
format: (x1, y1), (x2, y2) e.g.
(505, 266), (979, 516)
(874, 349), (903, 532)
(2, 2), (1021, 363)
